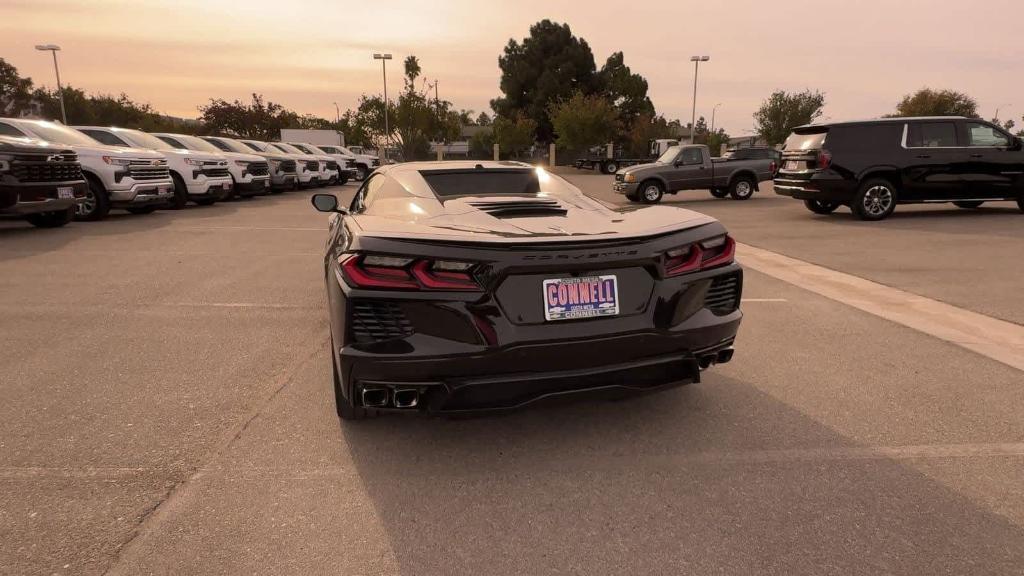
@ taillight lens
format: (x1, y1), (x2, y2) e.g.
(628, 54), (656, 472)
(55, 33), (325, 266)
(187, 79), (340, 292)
(817, 149), (832, 170)
(769, 160), (777, 175)
(664, 235), (736, 277)
(339, 254), (481, 291)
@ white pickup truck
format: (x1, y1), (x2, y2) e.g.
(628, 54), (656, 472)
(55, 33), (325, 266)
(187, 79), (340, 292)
(154, 133), (271, 198)
(0, 118), (174, 220)
(204, 136), (296, 192)
(288, 142), (357, 184)
(75, 126), (232, 209)
(317, 144), (380, 180)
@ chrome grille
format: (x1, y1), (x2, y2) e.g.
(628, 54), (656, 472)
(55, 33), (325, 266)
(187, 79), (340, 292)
(304, 160), (320, 171)
(279, 160), (296, 174)
(10, 157), (84, 183)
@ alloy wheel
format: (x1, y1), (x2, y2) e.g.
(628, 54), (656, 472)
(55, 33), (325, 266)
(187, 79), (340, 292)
(862, 185), (893, 217)
(78, 189), (96, 217)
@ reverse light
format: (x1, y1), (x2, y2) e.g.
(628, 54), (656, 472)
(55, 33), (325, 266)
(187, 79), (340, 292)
(339, 254), (481, 291)
(664, 235), (736, 277)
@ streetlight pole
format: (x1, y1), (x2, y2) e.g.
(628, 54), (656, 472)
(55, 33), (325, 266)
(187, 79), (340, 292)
(333, 101), (340, 124)
(710, 103), (722, 135)
(689, 55), (709, 144)
(373, 53), (392, 161)
(35, 44), (67, 124)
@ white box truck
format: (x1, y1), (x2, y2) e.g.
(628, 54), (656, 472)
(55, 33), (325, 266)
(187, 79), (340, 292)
(278, 129), (344, 147)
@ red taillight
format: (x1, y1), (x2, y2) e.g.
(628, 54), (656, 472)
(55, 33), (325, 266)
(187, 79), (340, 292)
(339, 254), (481, 291)
(817, 149), (832, 170)
(664, 235), (736, 277)
(769, 160), (777, 175)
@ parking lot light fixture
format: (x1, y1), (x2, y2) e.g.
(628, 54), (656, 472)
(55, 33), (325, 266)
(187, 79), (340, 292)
(689, 55), (710, 144)
(35, 44), (67, 124)
(373, 53), (393, 161)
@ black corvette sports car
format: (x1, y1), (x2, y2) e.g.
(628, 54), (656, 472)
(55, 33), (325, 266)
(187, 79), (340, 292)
(311, 161), (742, 419)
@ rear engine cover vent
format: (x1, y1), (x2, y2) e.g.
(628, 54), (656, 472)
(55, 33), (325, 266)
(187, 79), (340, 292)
(705, 273), (741, 315)
(351, 301), (415, 343)
(467, 199), (567, 218)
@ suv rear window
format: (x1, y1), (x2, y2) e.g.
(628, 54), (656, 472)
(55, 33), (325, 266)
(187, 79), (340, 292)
(420, 169), (540, 197)
(907, 122), (958, 147)
(784, 129), (828, 151)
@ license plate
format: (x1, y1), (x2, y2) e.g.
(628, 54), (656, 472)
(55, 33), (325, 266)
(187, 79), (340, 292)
(543, 275), (619, 321)
(57, 186), (74, 199)
(784, 161), (800, 171)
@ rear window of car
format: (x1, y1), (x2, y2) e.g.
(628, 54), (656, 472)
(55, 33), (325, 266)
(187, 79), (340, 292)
(907, 122), (958, 147)
(784, 129), (828, 151)
(420, 169), (540, 197)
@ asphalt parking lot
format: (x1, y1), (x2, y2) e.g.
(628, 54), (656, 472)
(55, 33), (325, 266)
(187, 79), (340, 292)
(2, 175), (1023, 575)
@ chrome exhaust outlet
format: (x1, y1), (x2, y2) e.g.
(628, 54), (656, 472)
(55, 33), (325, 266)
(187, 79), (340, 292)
(716, 348), (735, 364)
(697, 354), (716, 371)
(361, 387), (389, 408)
(393, 388), (420, 409)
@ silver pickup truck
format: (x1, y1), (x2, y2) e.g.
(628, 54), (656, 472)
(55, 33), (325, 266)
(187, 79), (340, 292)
(613, 144), (776, 203)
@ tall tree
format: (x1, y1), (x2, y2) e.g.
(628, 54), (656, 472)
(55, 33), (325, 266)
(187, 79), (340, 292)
(893, 88), (978, 118)
(625, 113), (683, 157)
(199, 93), (294, 140)
(491, 20), (600, 143)
(0, 58), (34, 116)
(492, 114), (537, 159)
(476, 111), (492, 126)
(548, 91), (620, 153)
(753, 90), (826, 146)
(598, 52), (654, 135)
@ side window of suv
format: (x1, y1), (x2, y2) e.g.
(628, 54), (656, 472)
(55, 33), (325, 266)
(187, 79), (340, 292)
(907, 122), (958, 148)
(966, 122), (1010, 147)
(681, 148), (703, 165)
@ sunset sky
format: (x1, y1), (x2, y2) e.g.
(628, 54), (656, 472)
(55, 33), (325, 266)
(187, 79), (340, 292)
(2, 0), (1022, 134)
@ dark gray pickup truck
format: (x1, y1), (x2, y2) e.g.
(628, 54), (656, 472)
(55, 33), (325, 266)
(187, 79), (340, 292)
(613, 144), (776, 203)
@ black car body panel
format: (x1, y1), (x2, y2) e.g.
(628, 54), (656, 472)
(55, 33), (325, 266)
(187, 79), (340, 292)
(775, 117), (1024, 206)
(317, 161), (743, 416)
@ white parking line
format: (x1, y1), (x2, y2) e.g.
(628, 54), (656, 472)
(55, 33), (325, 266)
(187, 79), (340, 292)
(738, 242), (1024, 372)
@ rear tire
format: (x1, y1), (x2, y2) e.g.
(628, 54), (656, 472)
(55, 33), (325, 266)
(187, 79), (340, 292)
(169, 173), (189, 210)
(953, 201), (984, 209)
(639, 181), (663, 204)
(710, 188), (729, 199)
(76, 179), (110, 222)
(804, 199), (841, 214)
(851, 178), (897, 221)
(126, 206), (157, 215)
(26, 207), (74, 228)
(729, 176), (755, 200)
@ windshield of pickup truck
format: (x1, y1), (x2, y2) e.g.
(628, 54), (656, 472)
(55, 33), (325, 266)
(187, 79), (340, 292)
(271, 142), (305, 155)
(120, 129), (174, 151)
(24, 122), (102, 147)
(657, 146), (680, 164)
(175, 135), (225, 154)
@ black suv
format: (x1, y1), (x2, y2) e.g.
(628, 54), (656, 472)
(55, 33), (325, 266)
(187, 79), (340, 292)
(774, 117), (1024, 220)
(0, 136), (87, 227)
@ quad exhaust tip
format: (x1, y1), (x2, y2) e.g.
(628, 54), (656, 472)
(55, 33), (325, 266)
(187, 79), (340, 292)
(361, 387), (389, 408)
(393, 388), (420, 409)
(698, 348), (735, 371)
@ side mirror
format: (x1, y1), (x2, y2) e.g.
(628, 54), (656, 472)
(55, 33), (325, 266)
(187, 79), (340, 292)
(311, 193), (346, 214)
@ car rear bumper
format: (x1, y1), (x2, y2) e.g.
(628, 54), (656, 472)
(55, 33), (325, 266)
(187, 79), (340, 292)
(774, 174), (855, 202)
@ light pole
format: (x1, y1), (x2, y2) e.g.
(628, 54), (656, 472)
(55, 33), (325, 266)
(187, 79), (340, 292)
(689, 55), (709, 144)
(710, 103), (722, 134)
(373, 53), (392, 160)
(35, 44), (67, 124)
(332, 101), (340, 124)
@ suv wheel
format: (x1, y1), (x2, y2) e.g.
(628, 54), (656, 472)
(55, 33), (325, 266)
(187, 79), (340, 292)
(729, 177), (755, 200)
(26, 207), (74, 228)
(953, 201), (984, 209)
(852, 178), (897, 221)
(804, 199), (841, 214)
(76, 180), (110, 221)
(639, 181), (663, 204)
(710, 188), (729, 199)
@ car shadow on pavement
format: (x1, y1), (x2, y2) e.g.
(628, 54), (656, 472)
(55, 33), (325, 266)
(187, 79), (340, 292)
(341, 375), (1024, 575)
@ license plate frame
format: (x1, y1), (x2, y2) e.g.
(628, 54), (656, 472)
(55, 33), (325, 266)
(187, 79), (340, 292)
(542, 275), (619, 322)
